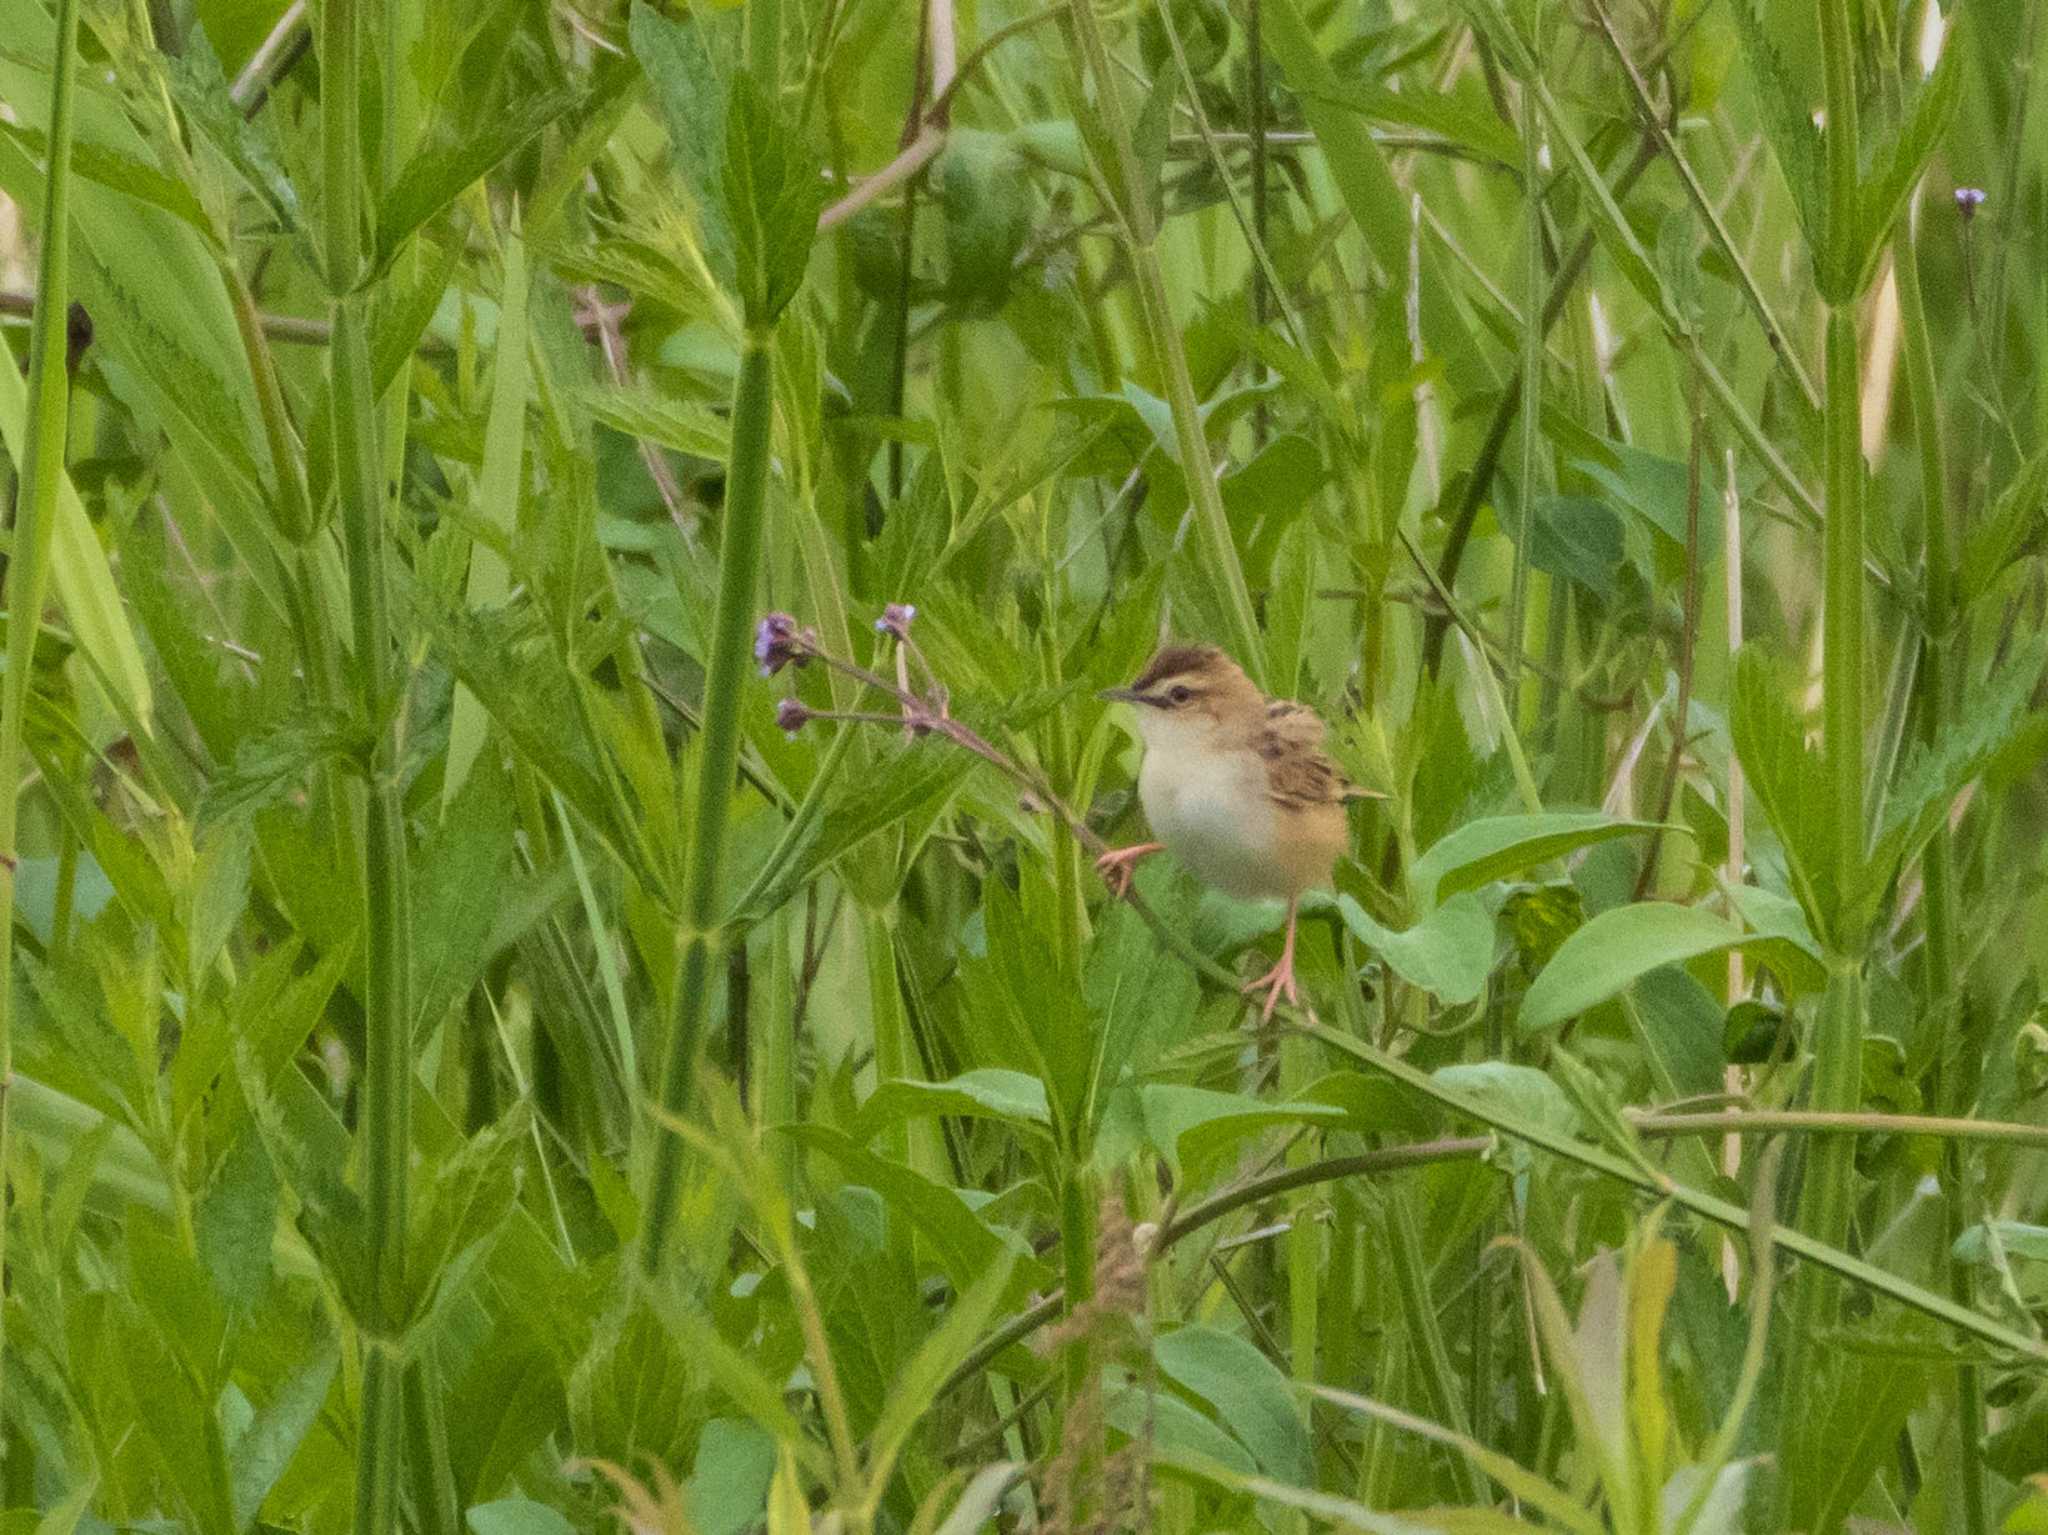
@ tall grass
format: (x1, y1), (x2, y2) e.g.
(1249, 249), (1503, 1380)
(0, 0), (2041, 1530)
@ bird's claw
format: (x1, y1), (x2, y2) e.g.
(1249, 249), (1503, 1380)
(1243, 958), (1301, 1026)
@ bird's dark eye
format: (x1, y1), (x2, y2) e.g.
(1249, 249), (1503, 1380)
(1169, 685), (1193, 705)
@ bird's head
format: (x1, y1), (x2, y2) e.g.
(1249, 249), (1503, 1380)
(1099, 644), (1261, 749)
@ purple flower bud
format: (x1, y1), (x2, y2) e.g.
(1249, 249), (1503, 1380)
(875, 602), (918, 639)
(775, 696), (811, 736)
(1955, 186), (1986, 219)
(755, 612), (808, 677)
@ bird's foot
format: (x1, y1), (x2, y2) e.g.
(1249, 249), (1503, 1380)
(1242, 953), (1301, 1026)
(1094, 842), (1163, 900)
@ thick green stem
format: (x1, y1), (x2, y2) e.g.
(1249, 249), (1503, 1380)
(640, 331), (778, 1275)
(1895, 206), (1986, 1535)
(0, 0), (81, 1423)
(327, 0), (412, 1527)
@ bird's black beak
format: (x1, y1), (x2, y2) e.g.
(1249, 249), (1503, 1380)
(1098, 686), (1141, 704)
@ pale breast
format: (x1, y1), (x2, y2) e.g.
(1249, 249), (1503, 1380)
(1139, 745), (1299, 901)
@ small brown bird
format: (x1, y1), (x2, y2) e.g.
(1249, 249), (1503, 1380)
(1097, 644), (1376, 1021)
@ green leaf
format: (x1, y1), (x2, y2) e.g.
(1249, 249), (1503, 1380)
(866, 1251), (1018, 1494)
(412, 745), (517, 1037)
(1431, 1061), (1581, 1141)
(465, 1499), (576, 1535)
(690, 1420), (778, 1535)
(1154, 1325), (1311, 1486)
(1129, 67), (1177, 235)
(1105, 1377), (1257, 1477)
(0, 302), (156, 729)
(1410, 812), (1660, 906)
(1852, 28), (1964, 294)
(937, 131), (1031, 308)
(1331, 891), (1495, 1004)
(229, 1342), (338, 1529)
(1082, 899), (1197, 1139)
(781, 1125), (1047, 1296)
(1861, 637), (2048, 933)
(721, 73), (822, 323)
(195, 1127), (277, 1314)
(855, 1069), (1052, 1142)
(1520, 901), (1825, 1034)
(579, 384), (730, 461)
(372, 87), (587, 272)
(1960, 440), (2048, 606)
(200, 706), (366, 825)
(1725, 0), (1824, 254)
(1730, 644), (1837, 941)
(629, 0), (736, 281)
(0, 118), (217, 242)
(1258, 0), (1485, 398)
(1524, 495), (1626, 602)
(1139, 1084), (1346, 1184)
(1951, 1221), (2048, 1265)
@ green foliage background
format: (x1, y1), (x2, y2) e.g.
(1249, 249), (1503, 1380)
(0, 0), (2044, 1529)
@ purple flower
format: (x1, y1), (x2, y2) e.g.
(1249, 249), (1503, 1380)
(775, 697), (811, 736)
(754, 612), (810, 677)
(875, 602), (918, 640)
(1955, 186), (1986, 219)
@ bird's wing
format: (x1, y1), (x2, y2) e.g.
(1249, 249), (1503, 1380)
(1257, 699), (1378, 809)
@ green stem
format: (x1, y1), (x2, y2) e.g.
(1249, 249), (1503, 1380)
(326, 0), (412, 1527)
(1063, 0), (1264, 683)
(1894, 201), (1986, 1535)
(1783, 10), (1870, 1509)
(0, 0), (82, 1423)
(640, 330), (778, 1275)
(1505, 20), (1543, 717)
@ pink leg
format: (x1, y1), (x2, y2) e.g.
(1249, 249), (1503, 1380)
(1243, 897), (1302, 1024)
(1094, 841), (1163, 899)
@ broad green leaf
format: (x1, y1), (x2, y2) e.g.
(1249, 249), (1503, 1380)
(855, 1069), (1051, 1142)
(465, 1499), (576, 1535)
(721, 73), (822, 323)
(1525, 495), (1626, 602)
(1432, 1061), (1580, 1141)
(1332, 891), (1495, 1004)
(1105, 1378), (1257, 1478)
(1410, 812), (1660, 906)
(1139, 1084), (1345, 1183)
(691, 1420), (778, 1535)
(1521, 901), (1824, 1034)
(1154, 1325), (1311, 1486)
